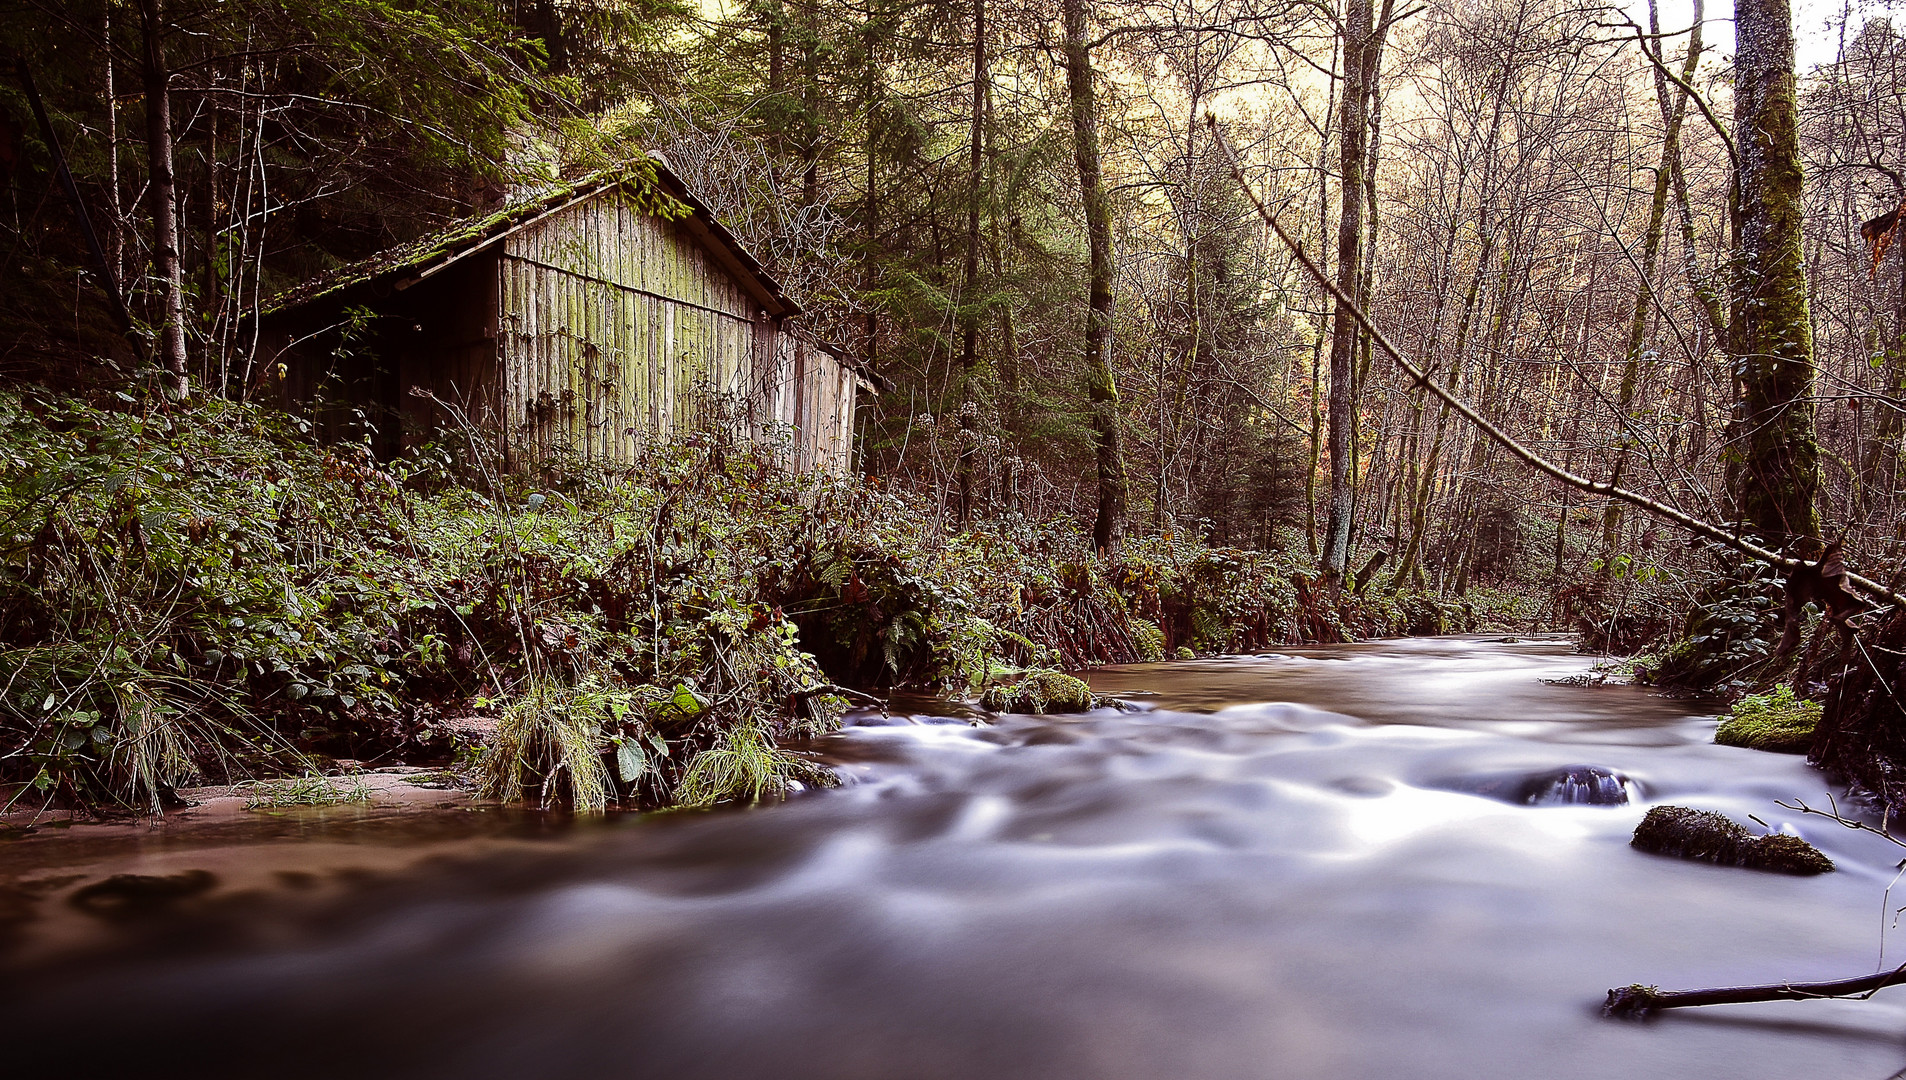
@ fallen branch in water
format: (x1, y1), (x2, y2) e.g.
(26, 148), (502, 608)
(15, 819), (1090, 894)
(1604, 962), (1906, 1019)
(1205, 116), (1906, 610)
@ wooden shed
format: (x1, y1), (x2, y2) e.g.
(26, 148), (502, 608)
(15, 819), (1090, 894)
(260, 158), (870, 474)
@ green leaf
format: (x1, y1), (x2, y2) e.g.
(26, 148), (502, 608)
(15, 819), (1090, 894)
(669, 683), (705, 720)
(616, 740), (648, 782)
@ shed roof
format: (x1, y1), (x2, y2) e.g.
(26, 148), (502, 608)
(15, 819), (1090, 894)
(264, 156), (800, 318)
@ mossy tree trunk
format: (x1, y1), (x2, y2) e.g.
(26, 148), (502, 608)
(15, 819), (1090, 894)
(1062, 0), (1128, 554)
(1729, 0), (1821, 549)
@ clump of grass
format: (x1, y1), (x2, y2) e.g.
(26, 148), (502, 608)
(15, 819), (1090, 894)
(1715, 685), (1821, 754)
(979, 669), (1101, 714)
(476, 681), (613, 812)
(676, 721), (835, 807)
(237, 771), (372, 809)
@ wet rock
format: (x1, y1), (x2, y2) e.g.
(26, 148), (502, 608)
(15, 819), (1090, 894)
(1520, 765), (1633, 806)
(1630, 806), (1833, 875)
(1435, 764), (1635, 806)
(1328, 776), (1394, 798)
(69, 869), (218, 919)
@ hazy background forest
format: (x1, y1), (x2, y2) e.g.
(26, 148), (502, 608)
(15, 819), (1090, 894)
(5, 0), (1906, 645)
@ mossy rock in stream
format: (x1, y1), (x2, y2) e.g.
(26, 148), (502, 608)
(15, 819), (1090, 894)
(1631, 805), (1833, 875)
(1714, 686), (1820, 754)
(980, 670), (1103, 714)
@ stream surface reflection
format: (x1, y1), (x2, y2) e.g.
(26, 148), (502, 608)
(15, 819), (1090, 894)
(6, 636), (1906, 1079)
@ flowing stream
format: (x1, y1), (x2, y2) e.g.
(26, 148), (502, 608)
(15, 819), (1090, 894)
(7, 636), (1906, 1078)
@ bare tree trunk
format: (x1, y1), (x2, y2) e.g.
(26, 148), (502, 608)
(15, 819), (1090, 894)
(1729, 0), (1820, 547)
(104, 3), (123, 279)
(1304, 33), (1341, 564)
(202, 108), (221, 390)
(861, 8), (880, 383)
(139, 0), (189, 400)
(1062, 0), (1127, 554)
(956, 0), (987, 524)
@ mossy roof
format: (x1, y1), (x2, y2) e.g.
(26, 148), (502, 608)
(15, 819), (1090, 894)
(263, 157), (798, 318)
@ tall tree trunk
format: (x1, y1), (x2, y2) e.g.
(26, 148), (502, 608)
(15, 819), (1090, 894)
(1729, 0), (1820, 548)
(1320, 0), (1379, 582)
(800, 1), (820, 205)
(139, 0), (188, 400)
(1062, 0), (1127, 554)
(202, 108), (221, 390)
(1304, 35), (1340, 563)
(956, 0), (987, 524)
(861, 7), (880, 382)
(104, 3), (123, 280)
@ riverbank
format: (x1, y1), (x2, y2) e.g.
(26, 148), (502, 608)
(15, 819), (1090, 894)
(0, 391), (1542, 820)
(7, 638), (1901, 1080)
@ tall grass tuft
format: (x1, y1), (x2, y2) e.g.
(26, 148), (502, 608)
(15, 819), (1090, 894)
(478, 681), (613, 812)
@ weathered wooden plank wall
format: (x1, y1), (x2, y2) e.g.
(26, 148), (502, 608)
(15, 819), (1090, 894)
(492, 190), (855, 473)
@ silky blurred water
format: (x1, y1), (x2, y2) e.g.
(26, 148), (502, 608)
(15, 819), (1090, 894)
(5, 636), (1905, 1079)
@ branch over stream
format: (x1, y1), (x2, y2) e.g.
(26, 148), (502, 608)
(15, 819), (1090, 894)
(1207, 116), (1906, 609)
(1603, 963), (1906, 1019)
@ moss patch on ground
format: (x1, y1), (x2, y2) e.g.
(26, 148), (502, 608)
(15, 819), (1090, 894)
(1715, 686), (1821, 754)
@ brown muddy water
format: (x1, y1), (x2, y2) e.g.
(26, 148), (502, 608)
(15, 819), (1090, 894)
(5, 636), (1906, 1079)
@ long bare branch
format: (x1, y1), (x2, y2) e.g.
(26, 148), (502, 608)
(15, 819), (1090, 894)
(1207, 115), (1905, 608)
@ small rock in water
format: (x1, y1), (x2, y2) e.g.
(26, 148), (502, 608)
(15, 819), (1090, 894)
(1521, 764), (1632, 806)
(1630, 805), (1834, 875)
(1434, 764), (1636, 806)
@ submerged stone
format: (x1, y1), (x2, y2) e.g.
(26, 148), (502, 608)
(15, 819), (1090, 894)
(69, 869), (218, 919)
(1630, 805), (1833, 875)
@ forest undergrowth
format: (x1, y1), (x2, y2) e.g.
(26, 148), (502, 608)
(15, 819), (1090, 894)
(0, 388), (1528, 820)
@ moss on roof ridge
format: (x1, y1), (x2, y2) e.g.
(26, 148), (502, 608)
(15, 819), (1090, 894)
(263, 157), (685, 315)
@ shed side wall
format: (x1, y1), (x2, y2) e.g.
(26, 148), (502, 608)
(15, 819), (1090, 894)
(497, 192), (820, 467)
